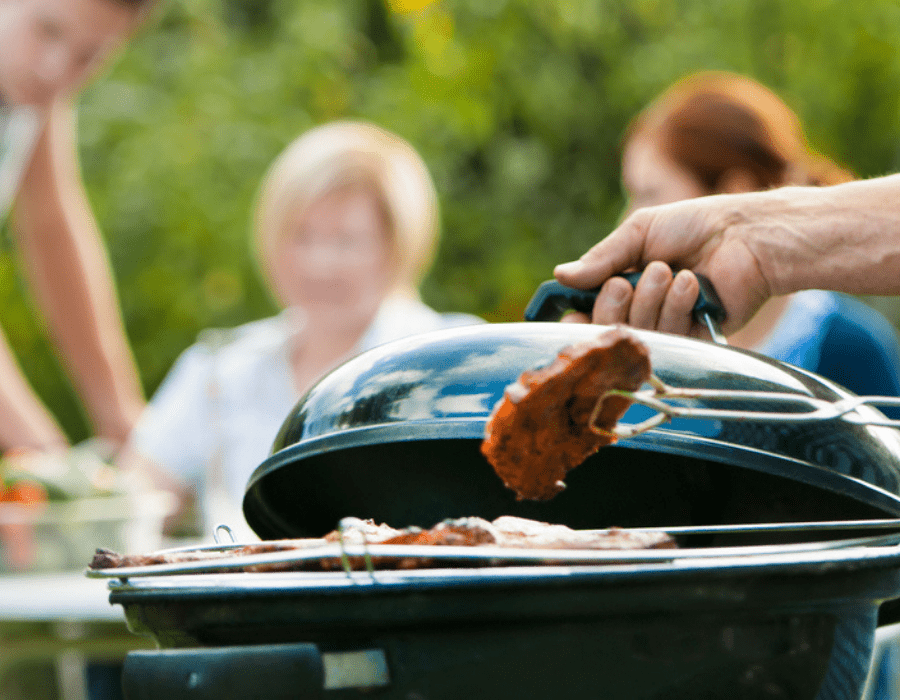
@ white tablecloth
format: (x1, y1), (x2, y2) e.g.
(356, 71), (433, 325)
(0, 572), (122, 622)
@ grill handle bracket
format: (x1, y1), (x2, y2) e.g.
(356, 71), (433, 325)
(122, 644), (391, 699)
(123, 643), (326, 699)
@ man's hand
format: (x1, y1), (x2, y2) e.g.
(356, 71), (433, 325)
(554, 192), (776, 337)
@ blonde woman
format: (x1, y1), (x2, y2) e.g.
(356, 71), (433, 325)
(122, 121), (482, 539)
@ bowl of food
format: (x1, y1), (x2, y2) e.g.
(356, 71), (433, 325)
(0, 442), (176, 572)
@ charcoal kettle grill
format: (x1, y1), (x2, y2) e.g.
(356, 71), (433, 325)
(101, 281), (900, 700)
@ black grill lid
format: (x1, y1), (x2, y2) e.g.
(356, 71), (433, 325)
(243, 323), (900, 540)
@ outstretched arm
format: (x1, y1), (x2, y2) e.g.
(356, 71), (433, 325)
(555, 176), (900, 337)
(12, 102), (145, 448)
(0, 327), (68, 451)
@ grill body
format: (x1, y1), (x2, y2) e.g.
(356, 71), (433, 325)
(115, 324), (900, 699)
(113, 549), (900, 700)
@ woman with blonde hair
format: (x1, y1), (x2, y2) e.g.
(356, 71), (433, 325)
(614, 71), (900, 409)
(121, 121), (482, 539)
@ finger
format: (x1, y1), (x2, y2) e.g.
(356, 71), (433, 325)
(554, 211), (650, 288)
(656, 269), (699, 337)
(559, 311), (591, 324)
(591, 277), (634, 325)
(627, 261), (673, 330)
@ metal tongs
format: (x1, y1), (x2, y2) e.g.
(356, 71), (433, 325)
(596, 375), (900, 439)
(526, 276), (900, 436)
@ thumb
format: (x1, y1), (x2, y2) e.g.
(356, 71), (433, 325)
(554, 213), (650, 288)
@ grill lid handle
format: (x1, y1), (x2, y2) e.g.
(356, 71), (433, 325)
(524, 273), (727, 343)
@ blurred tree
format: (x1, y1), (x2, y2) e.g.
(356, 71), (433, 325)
(3, 0), (900, 441)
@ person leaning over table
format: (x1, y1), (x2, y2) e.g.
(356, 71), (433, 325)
(0, 0), (152, 457)
(618, 71), (900, 414)
(1, 4), (175, 699)
(118, 120), (484, 542)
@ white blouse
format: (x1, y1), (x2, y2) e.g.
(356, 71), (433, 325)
(129, 295), (484, 540)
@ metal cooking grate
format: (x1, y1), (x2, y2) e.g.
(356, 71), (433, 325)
(86, 517), (900, 579)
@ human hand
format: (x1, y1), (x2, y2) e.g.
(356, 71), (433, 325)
(115, 446), (196, 538)
(554, 193), (774, 337)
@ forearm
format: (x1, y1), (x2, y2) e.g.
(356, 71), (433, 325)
(14, 203), (145, 441)
(0, 329), (68, 451)
(13, 106), (145, 444)
(740, 175), (900, 296)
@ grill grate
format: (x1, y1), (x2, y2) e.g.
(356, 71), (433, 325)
(86, 518), (900, 580)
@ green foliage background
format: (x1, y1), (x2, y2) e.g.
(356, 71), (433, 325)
(5, 0), (900, 441)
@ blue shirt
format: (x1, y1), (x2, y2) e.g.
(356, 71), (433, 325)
(756, 290), (900, 419)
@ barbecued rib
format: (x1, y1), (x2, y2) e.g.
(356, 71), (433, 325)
(481, 327), (652, 501)
(89, 538), (328, 570)
(89, 515), (674, 573)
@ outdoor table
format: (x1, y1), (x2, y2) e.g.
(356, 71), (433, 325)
(0, 572), (153, 700)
